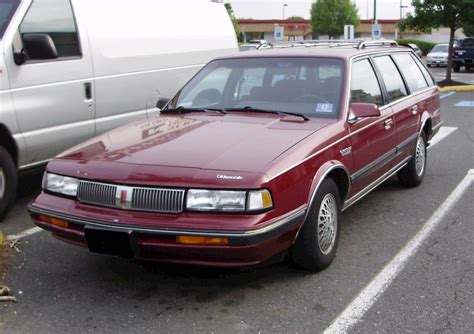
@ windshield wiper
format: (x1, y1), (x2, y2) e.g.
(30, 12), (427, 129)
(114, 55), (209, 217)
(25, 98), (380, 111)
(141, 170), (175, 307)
(161, 106), (227, 114)
(226, 106), (309, 121)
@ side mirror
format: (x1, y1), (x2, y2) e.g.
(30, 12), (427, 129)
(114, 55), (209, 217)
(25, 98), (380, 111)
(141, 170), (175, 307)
(348, 103), (381, 123)
(156, 97), (170, 110)
(16, 33), (58, 65)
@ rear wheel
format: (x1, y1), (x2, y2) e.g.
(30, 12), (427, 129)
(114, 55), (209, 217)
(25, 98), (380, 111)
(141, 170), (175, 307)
(291, 178), (341, 272)
(398, 133), (427, 188)
(453, 64), (461, 72)
(427, 64), (431, 67)
(0, 146), (17, 222)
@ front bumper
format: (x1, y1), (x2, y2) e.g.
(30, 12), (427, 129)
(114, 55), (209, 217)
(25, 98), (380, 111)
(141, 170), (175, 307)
(28, 203), (306, 267)
(427, 59), (447, 66)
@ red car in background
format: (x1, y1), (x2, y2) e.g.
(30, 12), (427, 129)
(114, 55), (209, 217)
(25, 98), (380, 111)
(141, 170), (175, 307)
(29, 40), (442, 271)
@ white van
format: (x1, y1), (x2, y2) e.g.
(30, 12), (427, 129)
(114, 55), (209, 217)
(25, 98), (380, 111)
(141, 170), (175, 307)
(0, 0), (238, 219)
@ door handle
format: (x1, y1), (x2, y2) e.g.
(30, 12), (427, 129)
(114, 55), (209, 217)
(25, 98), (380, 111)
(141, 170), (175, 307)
(84, 82), (92, 101)
(384, 118), (393, 130)
(411, 105), (418, 115)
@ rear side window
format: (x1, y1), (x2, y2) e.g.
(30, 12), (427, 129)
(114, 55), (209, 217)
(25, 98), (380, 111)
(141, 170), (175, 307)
(19, 0), (81, 58)
(373, 56), (408, 102)
(392, 53), (428, 93)
(351, 59), (383, 106)
(411, 54), (435, 86)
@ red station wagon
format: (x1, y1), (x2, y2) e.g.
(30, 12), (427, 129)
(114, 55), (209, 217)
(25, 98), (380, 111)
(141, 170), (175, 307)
(29, 40), (442, 271)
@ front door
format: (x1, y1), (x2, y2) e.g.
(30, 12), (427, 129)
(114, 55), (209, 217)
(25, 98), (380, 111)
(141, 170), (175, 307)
(5, 0), (95, 166)
(348, 58), (396, 196)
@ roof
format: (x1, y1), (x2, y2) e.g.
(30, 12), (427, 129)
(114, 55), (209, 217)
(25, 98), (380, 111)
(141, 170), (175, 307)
(237, 19), (401, 24)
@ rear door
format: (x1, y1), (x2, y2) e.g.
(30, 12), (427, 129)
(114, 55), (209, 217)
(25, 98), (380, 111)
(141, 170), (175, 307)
(348, 58), (396, 195)
(5, 0), (95, 166)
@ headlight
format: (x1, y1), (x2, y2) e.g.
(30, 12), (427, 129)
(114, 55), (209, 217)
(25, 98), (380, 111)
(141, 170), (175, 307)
(42, 173), (79, 196)
(186, 189), (273, 212)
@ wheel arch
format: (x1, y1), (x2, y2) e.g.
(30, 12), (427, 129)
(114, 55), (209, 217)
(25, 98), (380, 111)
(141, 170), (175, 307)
(419, 114), (432, 140)
(0, 123), (19, 166)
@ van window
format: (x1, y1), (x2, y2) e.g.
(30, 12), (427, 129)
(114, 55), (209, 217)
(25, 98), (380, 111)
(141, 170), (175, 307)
(0, 0), (20, 39)
(19, 0), (80, 58)
(392, 53), (428, 93)
(351, 59), (383, 106)
(373, 56), (408, 102)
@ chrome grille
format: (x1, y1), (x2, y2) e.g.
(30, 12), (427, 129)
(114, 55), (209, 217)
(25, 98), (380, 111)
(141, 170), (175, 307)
(77, 181), (117, 207)
(132, 188), (184, 213)
(77, 181), (184, 213)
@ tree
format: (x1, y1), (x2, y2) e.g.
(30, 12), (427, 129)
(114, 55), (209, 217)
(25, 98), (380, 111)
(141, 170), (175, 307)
(310, 0), (359, 39)
(463, 23), (474, 37)
(287, 16), (305, 20)
(400, 0), (474, 85)
(224, 3), (240, 37)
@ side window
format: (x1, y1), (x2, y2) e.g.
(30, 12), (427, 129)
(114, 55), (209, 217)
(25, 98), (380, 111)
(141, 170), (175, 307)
(351, 59), (383, 106)
(19, 0), (81, 58)
(373, 56), (408, 102)
(393, 53), (428, 93)
(410, 54), (435, 86)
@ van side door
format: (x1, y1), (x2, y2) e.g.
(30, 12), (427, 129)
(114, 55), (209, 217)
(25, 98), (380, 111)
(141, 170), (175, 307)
(5, 0), (95, 166)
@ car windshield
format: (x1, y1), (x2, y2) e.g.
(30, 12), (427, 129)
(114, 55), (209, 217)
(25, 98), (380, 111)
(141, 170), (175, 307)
(169, 57), (345, 119)
(0, 0), (19, 39)
(432, 45), (449, 53)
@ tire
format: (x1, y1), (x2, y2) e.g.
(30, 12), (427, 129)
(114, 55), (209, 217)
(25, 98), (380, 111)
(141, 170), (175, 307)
(0, 146), (17, 222)
(397, 133), (427, 188)
(453, 64), (460, 73)
(427, 64), (431, 68)
(291, 178), (341, 272)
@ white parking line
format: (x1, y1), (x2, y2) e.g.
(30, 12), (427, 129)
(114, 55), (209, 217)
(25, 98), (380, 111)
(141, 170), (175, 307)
(440, 92), (456, 99)
(324, 169), (474, 334)
(5, 226), (43, 242)
(429, 126), (457, 148)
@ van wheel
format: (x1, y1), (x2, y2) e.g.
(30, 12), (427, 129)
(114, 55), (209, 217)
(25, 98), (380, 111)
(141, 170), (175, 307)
(398, 133), (427, 188)
(291, 178), (341, 272)
(0, 147), (17, 222)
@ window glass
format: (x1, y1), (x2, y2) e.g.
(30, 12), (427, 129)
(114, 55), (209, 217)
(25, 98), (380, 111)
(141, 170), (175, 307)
(462, 38), (474, 47)
(19, 0), (80, 58)
(410, 54), (435, 86)
(393, 53), (428, 92)
(0, 0), (20, 39)
(351, 59), (383, 106)
(172, 57), (345, 119)
(373, 56), (407, 102)
(431, 45), (449, 53)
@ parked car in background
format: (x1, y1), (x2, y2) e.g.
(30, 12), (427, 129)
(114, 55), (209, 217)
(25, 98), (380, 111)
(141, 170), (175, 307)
(453, 37), (474, 72)
(29, 41), (441, 272)
(239, 44), (259, 52)
(0, 0), (238, 220)
(408, 43), (423, 58)
(426, 44), (450, 67)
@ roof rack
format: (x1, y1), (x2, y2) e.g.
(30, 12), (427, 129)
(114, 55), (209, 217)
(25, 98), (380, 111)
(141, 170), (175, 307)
(260, 39), (399, 50)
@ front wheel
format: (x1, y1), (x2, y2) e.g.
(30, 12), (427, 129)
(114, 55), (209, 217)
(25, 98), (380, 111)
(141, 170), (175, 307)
(398, 133), (427, 188)
(453, 64), (461, 73)
(291, 178), (341, 272)
(0, 146), (18, 221)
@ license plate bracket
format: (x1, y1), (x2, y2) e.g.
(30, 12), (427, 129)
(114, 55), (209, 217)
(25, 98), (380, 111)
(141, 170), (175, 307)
(84, 227), (135, 258)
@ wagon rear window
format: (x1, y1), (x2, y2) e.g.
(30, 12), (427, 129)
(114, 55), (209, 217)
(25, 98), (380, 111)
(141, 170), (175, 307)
(173, 57), (345, 119)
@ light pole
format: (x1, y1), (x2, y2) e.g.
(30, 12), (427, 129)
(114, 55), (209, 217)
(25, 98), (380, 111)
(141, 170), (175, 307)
(399, 0), (408, 39)
(282, 3), (288, 20)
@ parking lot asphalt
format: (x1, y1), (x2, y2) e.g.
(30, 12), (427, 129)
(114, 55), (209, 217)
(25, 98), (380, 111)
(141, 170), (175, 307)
(425, 62), (474, 85)
(0, 92), (473, 333)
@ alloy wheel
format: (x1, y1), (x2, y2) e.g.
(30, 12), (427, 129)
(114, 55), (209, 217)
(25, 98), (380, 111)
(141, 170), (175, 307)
(415, 136), (426, 177)
(317, 193), (338, 255)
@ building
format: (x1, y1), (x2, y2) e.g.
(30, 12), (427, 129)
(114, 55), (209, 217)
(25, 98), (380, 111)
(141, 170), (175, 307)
(238, 19), (461, 43)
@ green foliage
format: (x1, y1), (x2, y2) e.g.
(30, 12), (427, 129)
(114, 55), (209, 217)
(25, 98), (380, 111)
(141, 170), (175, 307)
(287, 16), (305, 20)
(310, 0), (360, 39)
(463, 23), (474, 37)
(396, 39), (436, 55)
(224, 3), (240, 36)
(400, 0), (474, 83)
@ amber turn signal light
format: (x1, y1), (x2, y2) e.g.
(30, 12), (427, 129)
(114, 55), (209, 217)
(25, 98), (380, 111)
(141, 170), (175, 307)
(35, 214), (69, 228)
(176, 236), (228, 245)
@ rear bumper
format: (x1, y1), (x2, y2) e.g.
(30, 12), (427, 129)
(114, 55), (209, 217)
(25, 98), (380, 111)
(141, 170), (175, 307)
(28, 204), (306, 267)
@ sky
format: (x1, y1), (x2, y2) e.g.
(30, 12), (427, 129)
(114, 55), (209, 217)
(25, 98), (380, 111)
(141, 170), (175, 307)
(229, 0), (415, 20)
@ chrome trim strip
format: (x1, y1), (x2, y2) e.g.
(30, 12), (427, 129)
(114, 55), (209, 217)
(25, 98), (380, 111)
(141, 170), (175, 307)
(351, 148), (397, 182)
(396, 133), (418, 153)
(19, 159), (50, 171)
(29, 205), (307, 239)
(343, 155), (412, 211)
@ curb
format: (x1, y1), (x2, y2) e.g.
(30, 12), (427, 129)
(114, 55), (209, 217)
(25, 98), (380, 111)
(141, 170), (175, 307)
(438, 85), (474, 92)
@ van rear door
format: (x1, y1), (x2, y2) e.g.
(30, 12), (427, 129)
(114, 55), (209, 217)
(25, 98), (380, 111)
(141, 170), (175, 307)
(5, 0), (95, 166)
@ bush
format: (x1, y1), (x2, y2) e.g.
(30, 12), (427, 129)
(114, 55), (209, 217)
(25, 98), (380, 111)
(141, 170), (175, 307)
(396, 39), (437, 56)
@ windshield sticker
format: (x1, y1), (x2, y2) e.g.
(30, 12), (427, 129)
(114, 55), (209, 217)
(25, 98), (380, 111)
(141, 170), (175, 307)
(316, 103), (333, 113)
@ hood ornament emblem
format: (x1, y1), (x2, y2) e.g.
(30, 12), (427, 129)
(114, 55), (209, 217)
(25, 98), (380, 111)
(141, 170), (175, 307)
(217, 175), (243, 180)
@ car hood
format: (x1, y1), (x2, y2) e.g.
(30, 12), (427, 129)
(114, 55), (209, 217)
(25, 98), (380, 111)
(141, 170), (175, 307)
(428, 52), (448, 57)
(58, 113), (331, 173)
